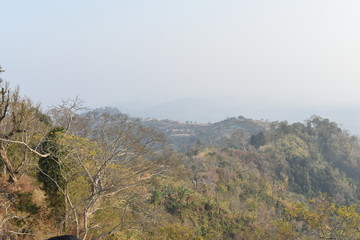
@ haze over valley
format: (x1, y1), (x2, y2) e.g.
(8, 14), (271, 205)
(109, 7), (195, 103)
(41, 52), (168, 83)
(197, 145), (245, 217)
(115, 97), (360, 136)
(2, 1), (360, 239)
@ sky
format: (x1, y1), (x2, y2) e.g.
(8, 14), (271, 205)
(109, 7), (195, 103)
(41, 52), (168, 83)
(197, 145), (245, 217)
(1, 1), (360, 130)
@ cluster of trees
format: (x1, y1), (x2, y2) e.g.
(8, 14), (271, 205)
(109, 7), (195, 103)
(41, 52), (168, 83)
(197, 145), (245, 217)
(0, 68), (166, 239)
(249, 117), (360, 202)
(177, 116), (360, 239)
(1, 66), (360, 239)
(142, 116), (263, 153)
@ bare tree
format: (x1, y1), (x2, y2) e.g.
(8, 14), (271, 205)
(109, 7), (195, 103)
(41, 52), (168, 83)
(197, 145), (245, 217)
(0, 77), (51, 182)
(48, 96), (87, 134)
(41, 106), (165, 239)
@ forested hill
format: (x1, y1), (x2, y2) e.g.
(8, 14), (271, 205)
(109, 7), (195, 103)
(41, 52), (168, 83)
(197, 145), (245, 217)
(2, 82), (360, 240)
(91, 107), (265, 152)
(142, 115), (264, 152)
(98, 107), (360, 204)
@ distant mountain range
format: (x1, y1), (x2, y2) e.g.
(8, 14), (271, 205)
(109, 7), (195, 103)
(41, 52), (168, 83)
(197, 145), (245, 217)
(112, 98), (360, 136)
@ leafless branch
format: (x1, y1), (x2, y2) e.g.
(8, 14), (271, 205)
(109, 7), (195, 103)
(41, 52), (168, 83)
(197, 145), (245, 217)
(0, 138), (49, 157)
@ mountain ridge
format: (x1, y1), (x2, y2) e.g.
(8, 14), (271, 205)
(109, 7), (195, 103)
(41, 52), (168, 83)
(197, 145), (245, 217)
(112, 98), (360, 135)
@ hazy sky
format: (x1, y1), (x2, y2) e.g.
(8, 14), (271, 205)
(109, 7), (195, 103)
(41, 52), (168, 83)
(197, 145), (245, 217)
(1, 0), (360, 109)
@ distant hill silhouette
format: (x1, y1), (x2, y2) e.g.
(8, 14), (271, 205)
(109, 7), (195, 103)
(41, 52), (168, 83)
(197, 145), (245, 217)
(113, 98), (360, 136)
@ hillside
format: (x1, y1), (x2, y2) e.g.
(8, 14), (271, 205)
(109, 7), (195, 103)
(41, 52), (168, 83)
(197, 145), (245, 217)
(1, 92), (360, 239)
(142, 116), (264, 152)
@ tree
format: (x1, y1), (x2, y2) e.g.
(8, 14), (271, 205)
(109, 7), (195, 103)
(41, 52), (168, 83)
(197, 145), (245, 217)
(38, 127), (67, 225)
(250, 131), (268, 148)
(39, 105), (166, 239)
(0, 70), (51, 182)
(48, 96), (86, 134)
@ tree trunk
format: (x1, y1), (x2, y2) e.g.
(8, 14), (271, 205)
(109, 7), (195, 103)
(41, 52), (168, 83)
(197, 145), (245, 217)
(0, 147), (18, 183)
(2, 163), (6, 178)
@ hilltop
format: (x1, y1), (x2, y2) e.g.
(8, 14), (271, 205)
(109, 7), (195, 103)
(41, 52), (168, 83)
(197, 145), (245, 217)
(142, 115), (264, 152)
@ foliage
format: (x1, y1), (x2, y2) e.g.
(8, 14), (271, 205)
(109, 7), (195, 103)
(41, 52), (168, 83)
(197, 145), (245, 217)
(286, 195), (360, 239)
(15, 192), (40, 215)
(3, 72), (360, 239)
(37, 127), (66, 223)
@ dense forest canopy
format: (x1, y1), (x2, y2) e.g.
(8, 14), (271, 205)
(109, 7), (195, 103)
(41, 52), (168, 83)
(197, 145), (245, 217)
(1, 68), (360, 239)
